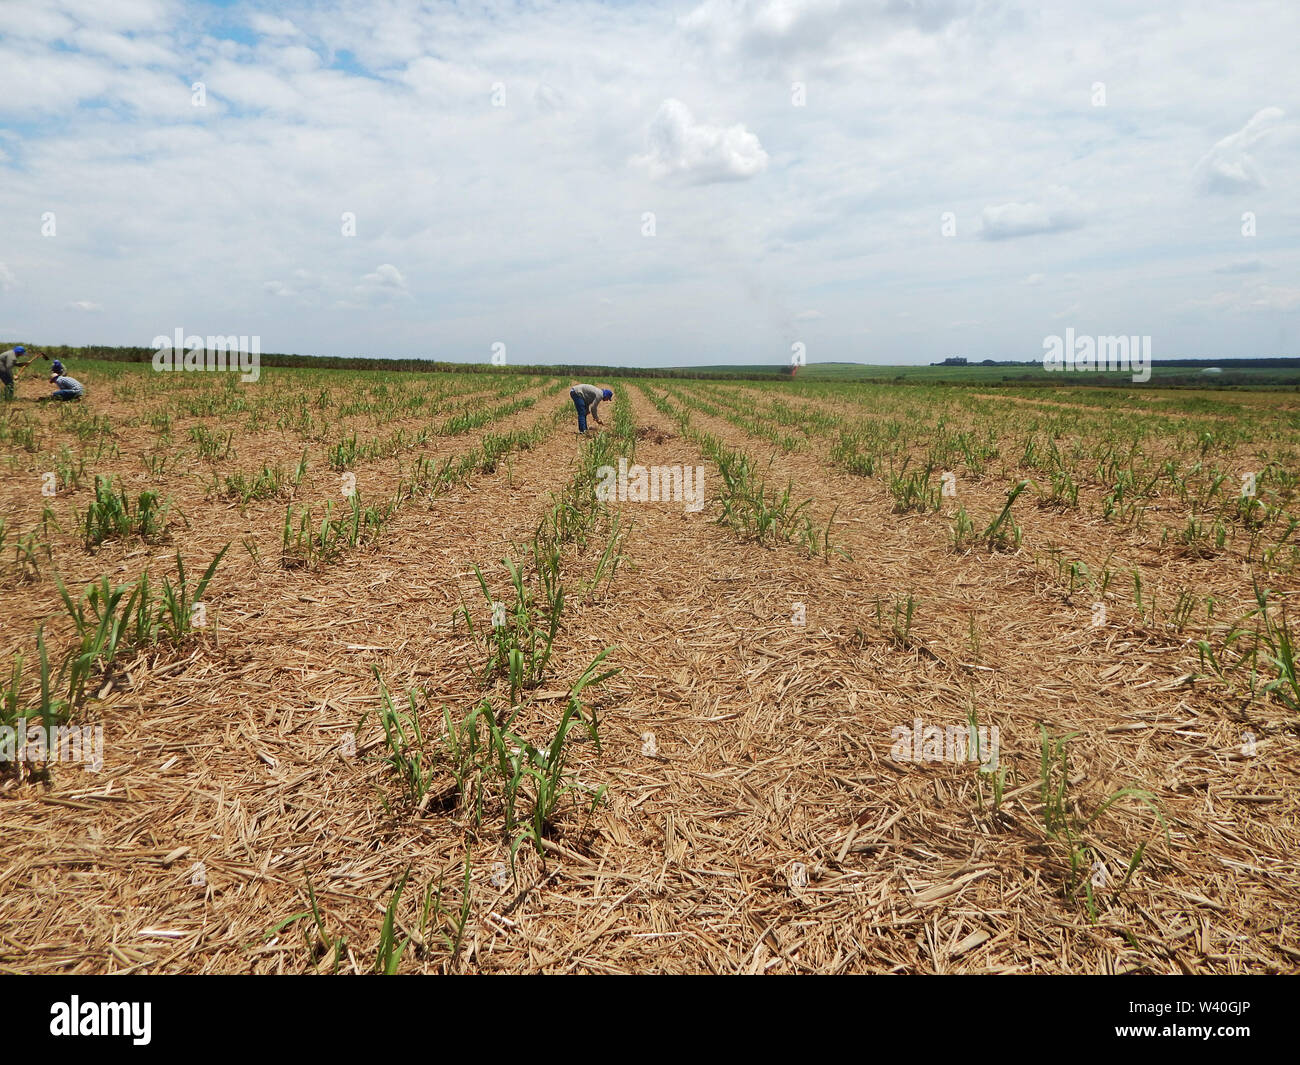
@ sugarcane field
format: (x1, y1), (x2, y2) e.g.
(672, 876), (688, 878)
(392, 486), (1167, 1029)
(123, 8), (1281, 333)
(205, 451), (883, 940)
(3, 363), (1298, 979)
(1, 0), (1297, 1025)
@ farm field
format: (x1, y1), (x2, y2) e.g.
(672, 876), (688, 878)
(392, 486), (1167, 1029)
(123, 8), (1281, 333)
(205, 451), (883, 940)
(2, 359), (1298, 974)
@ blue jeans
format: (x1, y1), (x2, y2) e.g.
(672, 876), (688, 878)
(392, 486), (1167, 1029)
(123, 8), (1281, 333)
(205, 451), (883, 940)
(571, 389), (588, 432)
(52, 389), (82, 401)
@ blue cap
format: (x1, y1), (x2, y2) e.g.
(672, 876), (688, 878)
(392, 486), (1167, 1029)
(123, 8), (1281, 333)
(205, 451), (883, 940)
(13, 346), (24, 354)
(602, 389), (613, 400)
(51, 360), (64, 373)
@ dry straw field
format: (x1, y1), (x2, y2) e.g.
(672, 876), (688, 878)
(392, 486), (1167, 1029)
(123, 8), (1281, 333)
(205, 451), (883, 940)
(2, 360), (1297, 974)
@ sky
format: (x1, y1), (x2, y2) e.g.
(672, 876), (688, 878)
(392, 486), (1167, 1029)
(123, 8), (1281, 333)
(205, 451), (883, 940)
(0, 0), (1297, 367)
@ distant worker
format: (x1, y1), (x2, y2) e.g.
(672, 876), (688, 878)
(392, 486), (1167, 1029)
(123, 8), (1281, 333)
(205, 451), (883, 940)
(38, 360), (85, 402)
(570, 382), (614, 434)
(0, 345), (43, 400)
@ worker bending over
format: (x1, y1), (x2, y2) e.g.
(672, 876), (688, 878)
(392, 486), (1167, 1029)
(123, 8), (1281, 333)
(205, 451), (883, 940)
(570, 382), (613, 434)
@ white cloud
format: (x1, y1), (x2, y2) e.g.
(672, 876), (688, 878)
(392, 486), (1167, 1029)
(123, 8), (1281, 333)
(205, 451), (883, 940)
(1189, 284), (1300, 313)
(249, 14), (304, 40)
(199, 61), (305, 113)
(69, 28), (177, 68)
(364, 264), (406, 290)
(0, 2), (77, 41)
(394, 56), (484, 102)
(1194, 108), (1287, 194)
(264, 270), (325, 303)
(345, 264), (411, 307)
(67, 300), (102, 311)
(0, 262), (15, 292)
(0, 45), (117, 116)
(980, 188), (1086, 241)
(680, 0), (973, 64)
(265, 45), (324, 75)
(681, 0), (846, 56)
(633, 99), (768, 184)
(43, 0), (175, 33)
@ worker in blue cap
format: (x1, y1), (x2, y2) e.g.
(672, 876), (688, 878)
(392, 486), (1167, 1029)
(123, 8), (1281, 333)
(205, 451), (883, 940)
(569, 383), (614, 434)
(0, 345), (46, 400)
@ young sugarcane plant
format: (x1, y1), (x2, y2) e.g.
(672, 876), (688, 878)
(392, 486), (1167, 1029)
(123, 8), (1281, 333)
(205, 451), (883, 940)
(463, 552), (564, 704)
(981, 479), (1029, 551)
(509, 649), (620, 866)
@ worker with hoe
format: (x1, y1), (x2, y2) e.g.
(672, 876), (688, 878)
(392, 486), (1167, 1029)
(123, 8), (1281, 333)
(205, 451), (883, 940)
(37, 360), (85, 402)
(0, 345), (48, 400)
(570, 382), (614, 434)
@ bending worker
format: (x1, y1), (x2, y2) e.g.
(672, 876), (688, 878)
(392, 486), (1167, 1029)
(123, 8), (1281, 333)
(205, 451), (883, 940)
(569, 382), (614, 434)
(38, 360), (85, 402)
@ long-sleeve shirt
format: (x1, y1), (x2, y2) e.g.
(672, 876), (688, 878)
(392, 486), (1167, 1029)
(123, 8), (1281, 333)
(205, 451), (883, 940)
(572, 383), (604, 420)
(53, 375), (84, 396)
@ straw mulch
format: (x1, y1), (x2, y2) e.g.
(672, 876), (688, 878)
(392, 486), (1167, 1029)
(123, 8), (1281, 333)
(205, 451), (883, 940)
(1, 384), (1297, 973)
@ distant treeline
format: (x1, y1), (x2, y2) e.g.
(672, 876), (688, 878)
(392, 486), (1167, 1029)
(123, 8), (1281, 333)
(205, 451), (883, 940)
(933, 358), (1300, 368)
(935, 371), (1300, 390)
(9, 344), (1297, 389)
(1150, 358), (1300, 368)
(8, 344), (790, 381)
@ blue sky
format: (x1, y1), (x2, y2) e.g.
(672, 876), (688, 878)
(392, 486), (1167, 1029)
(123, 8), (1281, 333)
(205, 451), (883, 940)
(1, 0), (1297, 366)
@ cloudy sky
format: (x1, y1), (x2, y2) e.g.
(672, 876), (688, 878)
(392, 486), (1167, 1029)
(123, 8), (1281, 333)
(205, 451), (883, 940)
(1, 0), (1297, 366)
